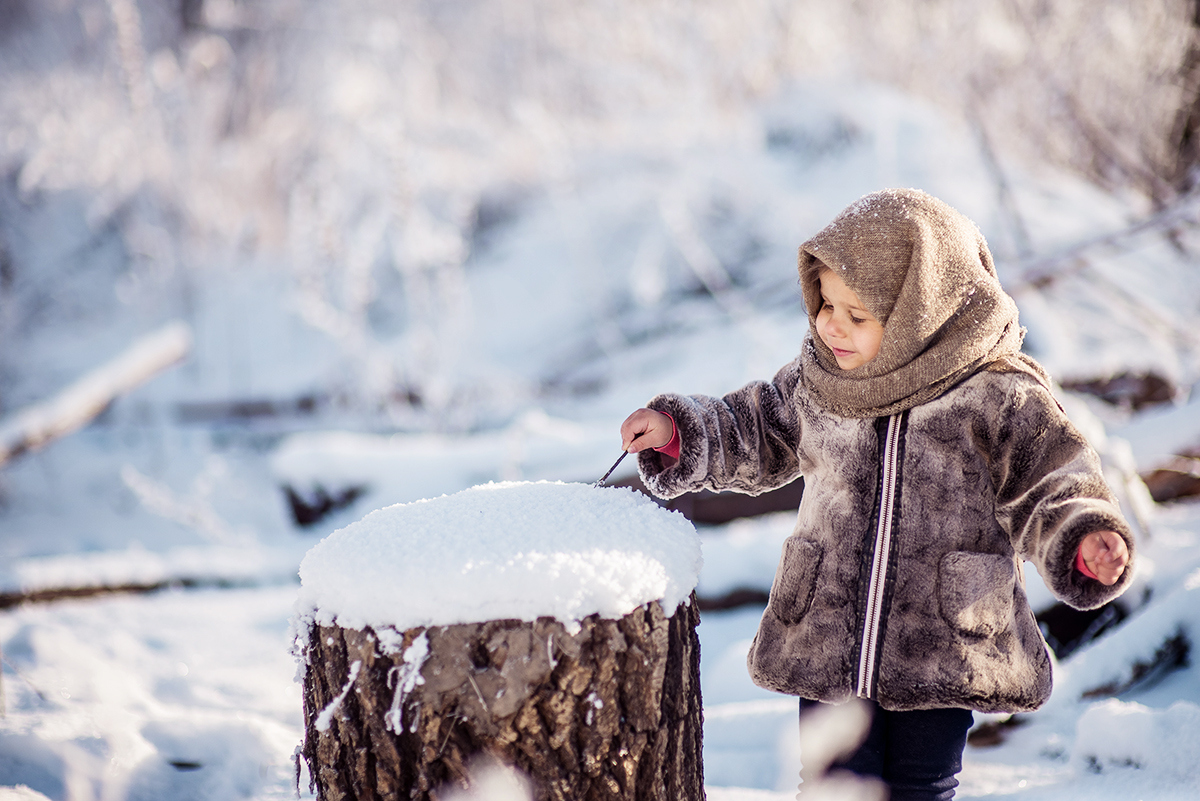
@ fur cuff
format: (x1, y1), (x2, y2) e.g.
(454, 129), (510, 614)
(1043, 506), (1135, 610)
(636, 394), (711, 499)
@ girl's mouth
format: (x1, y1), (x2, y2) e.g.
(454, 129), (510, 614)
(832, 347), (855, 359)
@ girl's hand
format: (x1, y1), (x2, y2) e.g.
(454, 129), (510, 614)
(620, 409), (674, 453)
(1079, 530), (1129, 586)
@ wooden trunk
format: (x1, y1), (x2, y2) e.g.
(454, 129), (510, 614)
(298, 595), (704, 801)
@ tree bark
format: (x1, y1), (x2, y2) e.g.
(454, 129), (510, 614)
(299, 596), (704, 801)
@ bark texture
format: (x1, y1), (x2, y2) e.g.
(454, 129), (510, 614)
(299, 597), (703, 801)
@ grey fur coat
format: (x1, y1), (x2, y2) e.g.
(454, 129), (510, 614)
(638, 357), (1135, 713)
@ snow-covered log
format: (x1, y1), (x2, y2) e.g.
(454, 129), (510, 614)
(293, 481), (705, 801)
(0, 322), (192, 466)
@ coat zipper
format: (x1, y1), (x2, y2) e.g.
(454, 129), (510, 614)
(856, 412), (903, 700)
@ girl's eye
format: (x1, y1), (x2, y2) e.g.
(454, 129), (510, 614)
(850, 315), (865, 324)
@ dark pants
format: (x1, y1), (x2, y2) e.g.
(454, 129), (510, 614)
(799, 698), (974, 801)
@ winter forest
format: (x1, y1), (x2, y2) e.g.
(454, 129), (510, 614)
(2, 0), (1200, 799)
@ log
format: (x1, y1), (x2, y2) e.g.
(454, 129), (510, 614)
(298, 599), (703, 800)
(292, 480), (705, 801)
(0, 321), (191, 466)
(612, 473), (805, 527)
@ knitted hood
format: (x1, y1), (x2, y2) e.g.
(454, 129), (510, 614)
(797, 188), (1049, 418)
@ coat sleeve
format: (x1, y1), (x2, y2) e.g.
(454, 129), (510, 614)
(989, 375), (1135, 611)
(635, 358), (805, 500)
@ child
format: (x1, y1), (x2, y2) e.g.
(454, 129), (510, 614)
(619, 189), (1132, 801)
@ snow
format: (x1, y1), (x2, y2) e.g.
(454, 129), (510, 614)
(0, 542), (306, 596)
(294, 481), (702, 634)
(1046, 564), (1200, 709)
(0, 588), (303, 801)
(1072, 699), (1200, 783)
(1111, 393), (1200, 471)
(383, 634), (428, 734)
(314, 660), (360, 733)
(3, 4), (1200, 800)
(270, 410), (619, 511)
(696, 513), (793, 600)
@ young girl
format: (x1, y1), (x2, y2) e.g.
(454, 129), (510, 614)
(619, 189), (1132, 800)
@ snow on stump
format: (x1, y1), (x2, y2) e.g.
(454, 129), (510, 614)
(293, 480), (705, 801)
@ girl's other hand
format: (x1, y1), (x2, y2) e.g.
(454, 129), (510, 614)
(1079, 530), (1130, 586)
(620, 409), (674, 453)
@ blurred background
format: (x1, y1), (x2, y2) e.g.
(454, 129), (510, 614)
(2, 2), (1200, 799)
(3, 0), (1199, 535)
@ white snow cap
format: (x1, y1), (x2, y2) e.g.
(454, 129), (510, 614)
(296, 481), (702, 633)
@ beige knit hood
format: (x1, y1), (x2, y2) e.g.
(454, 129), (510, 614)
(797, 188), (1050, 418)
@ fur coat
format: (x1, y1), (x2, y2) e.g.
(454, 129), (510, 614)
(637, 358), (1135, 713)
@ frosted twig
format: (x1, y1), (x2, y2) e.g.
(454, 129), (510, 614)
(119, 462), (243, 544)
(966, 98), (1032, 259)
(0, 654), (49, 706)
(658, 193), (753, 321)
(106, 0), (151, 114)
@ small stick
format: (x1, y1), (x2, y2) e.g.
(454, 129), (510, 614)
(594, 433), (643, 487)
(594, 452), (629, 487)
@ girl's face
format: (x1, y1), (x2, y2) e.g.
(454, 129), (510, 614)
(815, 268), (884, 370)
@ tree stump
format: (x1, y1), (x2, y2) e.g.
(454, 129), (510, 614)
(298, 596), (704, 801)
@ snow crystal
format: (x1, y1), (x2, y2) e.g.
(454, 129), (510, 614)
(315, 659), (361, 732)
(385, 633), (429, 734)
(295, 481), (701, 634)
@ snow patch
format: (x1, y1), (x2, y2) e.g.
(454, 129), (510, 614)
(1073, 699), (1200, 783)
(295, 481), (701, 634)
(1050, 565), (1200, 705)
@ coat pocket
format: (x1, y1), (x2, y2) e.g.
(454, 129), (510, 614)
(768, 538), (823, 626)
(939, 551), (1017, 638)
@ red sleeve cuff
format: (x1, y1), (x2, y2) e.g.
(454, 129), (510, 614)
(1076, 547), (1100, 580)
(654, 413), (680, 460)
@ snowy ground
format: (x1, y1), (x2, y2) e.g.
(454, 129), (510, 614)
(4, 30), (1200, 801)
(2, 499), (1200, 800)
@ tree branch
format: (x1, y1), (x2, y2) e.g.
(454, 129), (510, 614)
(0, 322), (192, 467)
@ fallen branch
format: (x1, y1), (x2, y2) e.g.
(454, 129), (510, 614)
(1008, 188), (1200, 291)
(1081, 629), (1190, 699)
(694, 587), (770, 612)
(0, 574), (294, 611)
(0, 321), (192, 467)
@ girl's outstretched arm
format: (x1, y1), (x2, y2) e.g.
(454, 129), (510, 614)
(635, 359), (807, 500)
